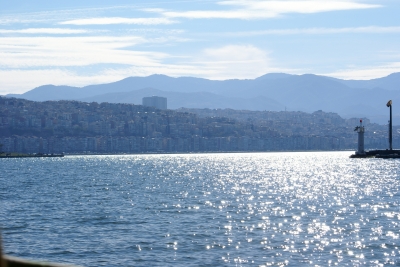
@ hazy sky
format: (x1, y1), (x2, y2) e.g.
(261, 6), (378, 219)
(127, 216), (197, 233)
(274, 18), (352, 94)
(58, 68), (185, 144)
(1, 0), (400, 94)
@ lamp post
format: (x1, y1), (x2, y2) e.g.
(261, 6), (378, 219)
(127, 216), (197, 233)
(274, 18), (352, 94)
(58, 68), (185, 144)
(387, 100), (393, 150)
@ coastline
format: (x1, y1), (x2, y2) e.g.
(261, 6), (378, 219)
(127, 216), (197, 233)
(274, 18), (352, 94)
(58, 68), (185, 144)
(0, 153), (64, 158)
(59, 149), (355, 156)
(0, 149), (359, 158)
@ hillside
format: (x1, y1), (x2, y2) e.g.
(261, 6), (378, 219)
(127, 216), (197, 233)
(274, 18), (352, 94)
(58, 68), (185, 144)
(7, 72), (400, 124)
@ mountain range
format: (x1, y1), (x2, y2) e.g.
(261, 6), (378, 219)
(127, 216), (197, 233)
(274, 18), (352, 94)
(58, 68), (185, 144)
(6, 72), (400, 124)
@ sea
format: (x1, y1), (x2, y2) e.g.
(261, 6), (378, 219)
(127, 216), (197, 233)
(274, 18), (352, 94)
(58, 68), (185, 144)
(1, 152), (400, 266)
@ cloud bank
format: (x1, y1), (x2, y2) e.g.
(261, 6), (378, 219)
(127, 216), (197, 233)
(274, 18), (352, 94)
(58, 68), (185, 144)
(0, 0), (396, 95)
(149, 0), (380, 20)
(60, 17), (177, 25)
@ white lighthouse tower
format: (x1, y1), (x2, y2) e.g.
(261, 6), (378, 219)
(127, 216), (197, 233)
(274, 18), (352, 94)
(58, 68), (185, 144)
(355, 119), (365, 155)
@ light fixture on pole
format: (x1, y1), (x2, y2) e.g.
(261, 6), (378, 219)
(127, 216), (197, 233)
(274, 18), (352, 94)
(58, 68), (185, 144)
(387, 100), (393, 151)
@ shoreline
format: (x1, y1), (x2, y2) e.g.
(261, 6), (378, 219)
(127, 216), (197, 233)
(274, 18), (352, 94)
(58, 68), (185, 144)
(56, 150), (355, 156)
(0, 153), (64, 158)
(1, 150), (360, 158)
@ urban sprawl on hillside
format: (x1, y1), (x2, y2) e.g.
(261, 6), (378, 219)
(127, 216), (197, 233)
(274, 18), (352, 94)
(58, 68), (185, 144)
(0, 96), (397, 154)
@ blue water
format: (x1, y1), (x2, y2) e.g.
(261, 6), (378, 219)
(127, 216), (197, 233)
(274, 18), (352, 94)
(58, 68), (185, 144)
(1, 152), (400, 266)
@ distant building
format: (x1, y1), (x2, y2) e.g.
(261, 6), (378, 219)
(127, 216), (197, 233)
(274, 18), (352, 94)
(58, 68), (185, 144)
(142, 96), (167, 110)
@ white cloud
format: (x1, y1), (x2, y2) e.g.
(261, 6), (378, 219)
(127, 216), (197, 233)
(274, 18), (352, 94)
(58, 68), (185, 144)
(218, 0), (380, 13)
(3, 58), (399, 95)
(223, 26), (400, 36)
(0, 68), (163, 95)
(6, 42), (397, 94)
(0, 5), (137, 25)
(0, 33), (206, 93)
(0, 64), (211, 95)
(190, 45), (288, 80)
(163, 10), (267, 19)
(324, 62), (400, 80)
(152, 0), (380, 20)
(0, 42), (289, 94)
(0, 69), (96, 94)
(0, 28), (88, 34)
(60, 17), (177, 25)
(0, 36), (167, 68)
(0, 8), (92, 25)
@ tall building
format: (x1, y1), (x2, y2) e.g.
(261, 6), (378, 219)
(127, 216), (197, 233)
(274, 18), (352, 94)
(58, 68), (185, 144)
(142, 96), (167, 110)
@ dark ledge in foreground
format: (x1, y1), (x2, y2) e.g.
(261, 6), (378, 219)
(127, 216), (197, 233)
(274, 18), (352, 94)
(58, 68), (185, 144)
(350, 149), (400, 158)
(3, 255), (81, 267)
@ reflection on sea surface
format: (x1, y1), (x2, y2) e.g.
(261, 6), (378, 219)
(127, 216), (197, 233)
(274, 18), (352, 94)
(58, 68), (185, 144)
(1, 152), (400, 266)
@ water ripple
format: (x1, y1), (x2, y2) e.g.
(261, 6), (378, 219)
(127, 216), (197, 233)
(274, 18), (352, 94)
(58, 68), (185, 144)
(1, 152), (400, 266)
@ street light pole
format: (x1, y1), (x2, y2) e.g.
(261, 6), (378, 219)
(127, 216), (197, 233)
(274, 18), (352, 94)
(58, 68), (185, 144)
(387, 100), (393, 150)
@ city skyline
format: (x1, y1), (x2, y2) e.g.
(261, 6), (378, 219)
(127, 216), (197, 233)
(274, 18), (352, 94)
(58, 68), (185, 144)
(1, 0), (400, 94)
(2, 96), (394, 154)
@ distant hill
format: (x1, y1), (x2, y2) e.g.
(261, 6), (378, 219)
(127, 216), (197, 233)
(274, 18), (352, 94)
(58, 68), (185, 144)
(7, 72), (400, 124)
(79, 87), (285, 111)
(330, 72), (400, 91)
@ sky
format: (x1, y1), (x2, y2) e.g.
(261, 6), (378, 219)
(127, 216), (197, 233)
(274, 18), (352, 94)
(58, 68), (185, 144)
(1, 0), (400, 94)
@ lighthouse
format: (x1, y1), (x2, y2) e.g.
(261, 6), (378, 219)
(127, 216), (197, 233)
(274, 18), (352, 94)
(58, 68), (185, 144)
(355, 119), (365, 155)
(350, 100), (399, 158)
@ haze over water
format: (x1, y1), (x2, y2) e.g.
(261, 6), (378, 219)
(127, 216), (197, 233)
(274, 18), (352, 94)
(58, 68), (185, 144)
(1, 152), (400, 266)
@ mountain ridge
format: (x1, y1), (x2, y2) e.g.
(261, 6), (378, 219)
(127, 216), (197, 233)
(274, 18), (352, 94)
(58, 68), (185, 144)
(6, 72), (400, 124)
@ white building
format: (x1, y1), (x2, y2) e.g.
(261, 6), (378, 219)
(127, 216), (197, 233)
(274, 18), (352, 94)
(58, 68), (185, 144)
(142, 96), (167, 110)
